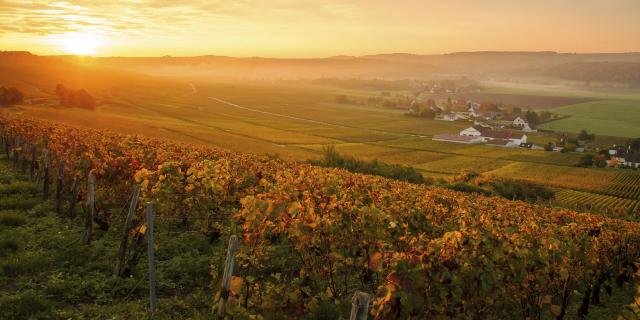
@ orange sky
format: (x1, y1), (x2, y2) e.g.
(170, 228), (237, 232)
(1, 0), (639, 57)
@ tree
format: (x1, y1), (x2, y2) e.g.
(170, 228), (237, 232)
(578, 130), (595, 141)
(54, 84), (96, 109)
(524, 110), (540, 125)
(0, 86), (24, 105)
(576, 154), (594, 167)
(512, 106), (522, 115)
(539, 111), (552, 121)
(627, 138), (640, 152)
(425, 98), (436, 109)
(480, 102), (500, 112)
(594, 154), (608, 168)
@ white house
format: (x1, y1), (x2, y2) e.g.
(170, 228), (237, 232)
(513, 116), (528, 127)
(459, 125), (490, 137)
(439, 113), (468, 121)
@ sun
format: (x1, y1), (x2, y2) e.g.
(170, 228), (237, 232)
(54, 32), (105, 55)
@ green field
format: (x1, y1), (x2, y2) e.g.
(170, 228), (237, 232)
(539, 99), (640, 138)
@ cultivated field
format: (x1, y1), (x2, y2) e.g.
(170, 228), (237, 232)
(538, 99), (640, 138)
(5, 78), (640, 216)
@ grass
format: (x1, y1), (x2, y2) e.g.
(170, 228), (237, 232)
(0, 159), (225, 319)
(539, 100), (640, 138)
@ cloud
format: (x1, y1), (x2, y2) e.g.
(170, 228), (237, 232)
(0, 0), (361, 37)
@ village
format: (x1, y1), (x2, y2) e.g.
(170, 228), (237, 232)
(410, 98), (640, 169)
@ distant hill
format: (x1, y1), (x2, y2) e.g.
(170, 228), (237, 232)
(2, 51), (640, 88)
(0, 51), (163, 96)
(544, 62), (640, 85)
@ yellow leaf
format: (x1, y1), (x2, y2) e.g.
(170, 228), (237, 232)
(138, 225), (147, 234)
(550, 305), (562, 317)
(230, 276), (243, 296)
(541, 295), (552, 305)
(369, 252), (383, 271)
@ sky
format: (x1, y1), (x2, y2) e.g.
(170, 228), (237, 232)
(0, 0), (639, 57)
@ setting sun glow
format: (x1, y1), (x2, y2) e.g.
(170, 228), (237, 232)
(53, 32), (105, 55)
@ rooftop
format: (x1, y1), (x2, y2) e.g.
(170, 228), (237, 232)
(433, 134), (479, 143)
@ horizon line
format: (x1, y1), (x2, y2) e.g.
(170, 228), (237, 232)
(3, 50), (640, 60)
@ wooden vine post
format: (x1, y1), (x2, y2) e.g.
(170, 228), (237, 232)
(30, 145), (36, 180)
(83, 173), (95, 245)
(2, 135), (8, 159)
(20, 142), (27, 172)
(349, 291), (371, 320)
(146, 202), (157, 313)
(55, 160), (65, 213)
(114, 184), (141, 277)
(13, 135), (19, 168)
(42, 148), (51, 199)
(217, 235), (239, 319)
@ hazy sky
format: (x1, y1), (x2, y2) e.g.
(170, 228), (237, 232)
(1, 0), (639, 57)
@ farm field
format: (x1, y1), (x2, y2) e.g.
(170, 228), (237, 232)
(5, 79), (640, 217)
(538, 99), (640, 138)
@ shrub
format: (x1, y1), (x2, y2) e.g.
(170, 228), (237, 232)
(0, 211), (26, 227)
(0, 291), (52, 319)
(0, 237), (20, 257)
(489, 180), (554, 203)
(310, 145), (425, 184)
(444, 182), (493, 196)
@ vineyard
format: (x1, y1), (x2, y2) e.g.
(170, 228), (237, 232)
(604, 173), (640, 200)
(553, 171), (640, 220)
(554, 189), (640, 220)
(2, 112), (640, 319)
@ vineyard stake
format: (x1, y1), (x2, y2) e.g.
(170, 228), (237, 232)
(115, 184), (141, 277)
(13, 135), (19, 168)
(20, 142), (27, 173)
(146, 202), (157, 314)
(29, 144), (36, 180)
(42, 148), (51, 199)
(2, 135), (8, 159)
(68, 178), (78, 218)
(55, 160), (65, 214)
(217, 235), (239, 319)
(83, 173), (95, 245)
(349, 291), (371, 320)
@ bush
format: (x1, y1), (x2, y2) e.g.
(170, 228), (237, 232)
(575, 154), (594, 167)
(0, 237), (20, 257)
(0, 181), (39, 196)
(489, 180), (554, 203)
(310, 146), (425, 184)
(444, 182), (493, 196)
(0, 291), (52, 319)
(0, 211), (26, 227)
(0, 195), (40, 210)
(0, 86), (24, 106)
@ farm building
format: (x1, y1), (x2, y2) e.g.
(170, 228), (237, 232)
(459, 125), (491, 137)
(480, 130), (527, 145)
(432, 134), (482, 144)
(458, 125), (527, 147)
(501, 115), (529, 127)
(439, 113), (468, 121)
(486, 139), (514, 147)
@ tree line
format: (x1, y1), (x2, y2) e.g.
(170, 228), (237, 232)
(55, 84), (96, 109)
(0, 87), (24, 106)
